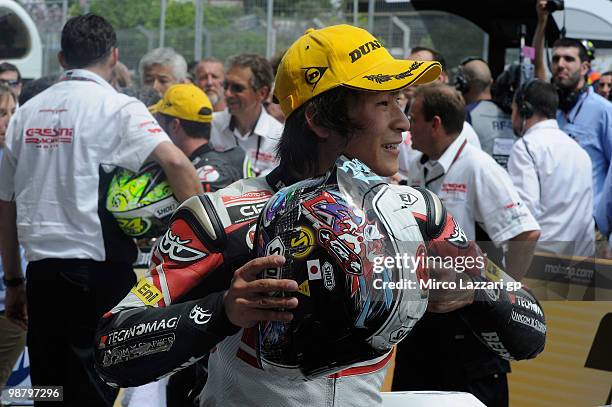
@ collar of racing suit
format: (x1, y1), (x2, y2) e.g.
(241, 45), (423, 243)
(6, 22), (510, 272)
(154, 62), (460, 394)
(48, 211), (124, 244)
(265, 166), (301, 192)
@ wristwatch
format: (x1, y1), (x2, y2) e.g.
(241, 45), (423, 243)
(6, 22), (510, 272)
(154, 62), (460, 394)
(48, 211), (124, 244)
(2, 276), (25, 287)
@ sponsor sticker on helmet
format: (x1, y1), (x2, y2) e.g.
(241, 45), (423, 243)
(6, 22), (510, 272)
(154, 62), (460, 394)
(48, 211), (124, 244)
(264, 237), (285, 280)
(297, 280), (310, 297)
(117, 217), (152, 237)
(322, 261), (335, 291)
(307, 259), (322, 280)
(290, 226), (315, 259)
(131, 279), (163, 306)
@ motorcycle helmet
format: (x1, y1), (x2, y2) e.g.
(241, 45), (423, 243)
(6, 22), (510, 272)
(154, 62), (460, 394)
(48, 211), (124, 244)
(106, 162), (177, 239)
(254, 156), (429, 380)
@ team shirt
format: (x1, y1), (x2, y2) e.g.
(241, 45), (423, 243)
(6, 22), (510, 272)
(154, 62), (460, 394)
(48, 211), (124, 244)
(397, 121), (481, 180)
(403, 132), (540, 243)
(210, 107), (283, 177)
(0, 69), (169, 262)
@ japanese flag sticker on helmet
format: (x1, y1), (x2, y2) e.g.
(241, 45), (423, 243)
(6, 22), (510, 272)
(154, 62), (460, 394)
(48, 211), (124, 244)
(254, 155), (428, 380)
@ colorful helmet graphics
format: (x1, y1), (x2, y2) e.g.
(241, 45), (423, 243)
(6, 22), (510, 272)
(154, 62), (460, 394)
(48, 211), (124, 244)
(255, 156), (428, 380)
(106, 162), (178, 239)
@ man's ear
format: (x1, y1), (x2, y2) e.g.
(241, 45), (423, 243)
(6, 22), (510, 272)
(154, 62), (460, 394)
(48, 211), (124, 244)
(170, 118), (182, 133)
(58, 51), (68, 69)
(431, 115), (443, 133)
(110, 47), (119, 68)
(256, 85), (270, 102)
(580, 60), (590, 78)
(305, 105), (332, 139)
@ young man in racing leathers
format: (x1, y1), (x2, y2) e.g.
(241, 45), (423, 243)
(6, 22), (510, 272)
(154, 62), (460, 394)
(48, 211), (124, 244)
(94, 25), (546, 406)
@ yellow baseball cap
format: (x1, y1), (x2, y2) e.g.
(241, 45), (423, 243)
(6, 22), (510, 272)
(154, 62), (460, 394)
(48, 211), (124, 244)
(274, 25), (442, 118)
(149, 83), (213, 123)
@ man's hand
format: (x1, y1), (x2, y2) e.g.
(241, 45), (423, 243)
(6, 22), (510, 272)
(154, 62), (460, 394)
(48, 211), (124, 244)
(5, 284), (27, 331)
(224, 255), (298, 328)
(536, 0), (549, 24)
(427, 266), (475, 313)
(150, 141), (203, 202)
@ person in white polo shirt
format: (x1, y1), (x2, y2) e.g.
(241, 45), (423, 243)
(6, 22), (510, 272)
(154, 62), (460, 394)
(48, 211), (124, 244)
(394, 82), (540, 407)
(395, 47), (481, 183)
(404, 82), (540, 278)
(210, 54), (283, 177)
(508, 79), (594, 257)
(0, 14), (202, 407)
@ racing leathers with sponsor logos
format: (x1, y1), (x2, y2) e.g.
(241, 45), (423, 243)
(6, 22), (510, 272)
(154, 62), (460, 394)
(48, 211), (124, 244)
(94, 169), (546, 406)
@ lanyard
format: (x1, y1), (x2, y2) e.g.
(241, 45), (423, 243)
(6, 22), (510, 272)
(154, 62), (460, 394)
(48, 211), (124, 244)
(423, 138), (467, 188)
(253, 134), (263, 176)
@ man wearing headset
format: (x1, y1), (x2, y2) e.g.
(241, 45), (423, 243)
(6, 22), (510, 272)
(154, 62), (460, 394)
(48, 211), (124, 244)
(508, 79), (594, 258)
(534, 0), (612, 212)
(456, 58), (515, 169)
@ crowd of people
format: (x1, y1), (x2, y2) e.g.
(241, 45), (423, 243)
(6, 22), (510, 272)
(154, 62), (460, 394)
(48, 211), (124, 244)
(0, 0), (609, 406)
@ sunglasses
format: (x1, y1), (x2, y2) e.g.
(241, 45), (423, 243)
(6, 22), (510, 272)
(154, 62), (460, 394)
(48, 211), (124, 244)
(222, 81), (248, 93)
(0, 79), (20, 88)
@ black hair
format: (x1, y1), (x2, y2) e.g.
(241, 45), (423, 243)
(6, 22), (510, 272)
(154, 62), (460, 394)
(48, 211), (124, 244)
(518, 80), (558, 119)
(19, 74), (59, 105)
(411, 46), (447, 74)
(61, 13), (117, 69)
(0, 62), (21, 82)
(276, 86), (362, 177)
(552, 38), (589, 63)
(414, 83), (465, 135)
(158, 113), (211, 140)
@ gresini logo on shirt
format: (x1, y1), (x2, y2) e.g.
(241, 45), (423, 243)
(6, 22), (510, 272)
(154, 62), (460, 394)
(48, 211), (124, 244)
(158, 229), (207, 262)
(441, 183), (467, 193)
(189, 305), (213, 325)
(25, 127), (74, 148)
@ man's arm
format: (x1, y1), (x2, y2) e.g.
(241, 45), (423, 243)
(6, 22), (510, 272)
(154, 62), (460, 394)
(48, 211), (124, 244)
(391, 185), (546, 360)
(533, 0), (549, 81)
(95, 255), (297, 388)
(94, 194), (297, 387)
(149, 141), (203, 202)
(505, 141), (541, 280)
(0, 199), (27, 330)
(505, 230), (540, 281)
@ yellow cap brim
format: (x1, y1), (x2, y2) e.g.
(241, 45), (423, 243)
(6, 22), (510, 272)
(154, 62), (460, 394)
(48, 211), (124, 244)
(344, 59), (442, 92)
(148, 100), (162, 114)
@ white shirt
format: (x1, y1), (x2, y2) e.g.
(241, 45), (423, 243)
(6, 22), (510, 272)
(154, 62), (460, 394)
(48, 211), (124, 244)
(461, 121), (482, 149)
(398, 121), (480, 180)
(404, 132), (539, 243)
(508, 119), (594, 257)
(210, 107), (283, 177)
(0, 69), (169, 262)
